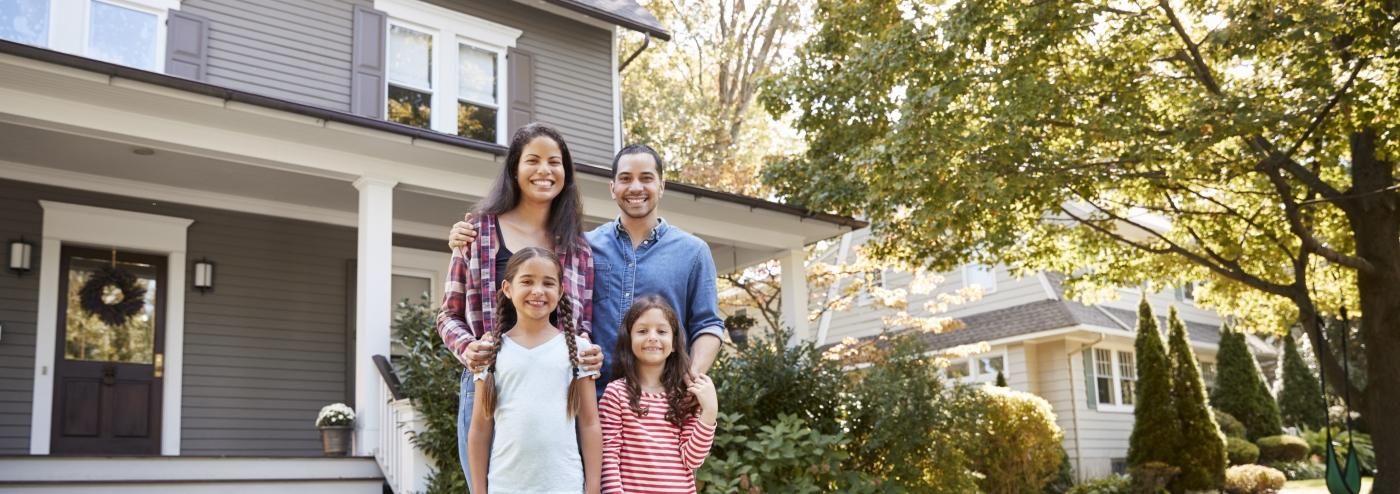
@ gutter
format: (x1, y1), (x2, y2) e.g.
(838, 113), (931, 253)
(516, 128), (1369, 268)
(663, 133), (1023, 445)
(1066, 332), (1105, 483)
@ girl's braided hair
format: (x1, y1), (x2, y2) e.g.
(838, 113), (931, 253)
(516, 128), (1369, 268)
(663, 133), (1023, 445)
(477, 246), (585, 418)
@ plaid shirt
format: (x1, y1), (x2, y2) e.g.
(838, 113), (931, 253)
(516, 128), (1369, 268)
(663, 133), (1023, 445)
(436, 214), (594, 367)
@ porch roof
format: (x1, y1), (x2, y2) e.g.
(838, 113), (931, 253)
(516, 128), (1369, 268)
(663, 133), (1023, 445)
(0, 39), (860, 232)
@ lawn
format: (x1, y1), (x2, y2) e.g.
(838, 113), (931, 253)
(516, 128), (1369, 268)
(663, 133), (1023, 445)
(1282, 477), (1372, 493)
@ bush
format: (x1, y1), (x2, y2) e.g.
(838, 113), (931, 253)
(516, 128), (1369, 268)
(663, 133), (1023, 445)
(1227, 437), (1261, 465)
(1214, 408), (1247, 439)
(1211, 327), (1283, 441)
(709, 328), (845, 438)
(1300, 428), (1375, 474)
(964, 385), (1065, 494)
(1223, 465), (1286, 494)
(697, 412), (876, 494)
(1041, 449), (1074, 494)
(393, 296), (467, 494)
(1277, 334), (1326, 430)
(1256, 435), (1309, 463)
(1128, 461), (1179, 493)
(1264, 461), (1325, 481)
(1166, 309), (1227, 491)
(1065, 475), (1130, 494)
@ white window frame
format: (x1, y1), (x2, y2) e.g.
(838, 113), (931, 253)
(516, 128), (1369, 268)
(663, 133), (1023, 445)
(376, 0), (521, 144)
(945, 349), (1009, 384)
(962, 263), (998, 293)
(1090, 344), (1135, 413)
(44, 0), (179, 72)
(856, 269), (887, 306)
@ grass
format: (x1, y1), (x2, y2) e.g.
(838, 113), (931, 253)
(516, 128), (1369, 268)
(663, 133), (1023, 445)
(1282, 477), (1372, 493)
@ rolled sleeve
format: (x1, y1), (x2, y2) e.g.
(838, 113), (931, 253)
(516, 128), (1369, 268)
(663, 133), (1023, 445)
(685, 248), (725, 342)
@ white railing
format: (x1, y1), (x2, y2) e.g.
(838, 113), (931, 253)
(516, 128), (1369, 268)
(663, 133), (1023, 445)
(375, 372), (434, 493)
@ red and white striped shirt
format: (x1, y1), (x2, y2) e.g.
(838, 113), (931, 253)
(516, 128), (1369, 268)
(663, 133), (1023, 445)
(600, 379), (715, 494)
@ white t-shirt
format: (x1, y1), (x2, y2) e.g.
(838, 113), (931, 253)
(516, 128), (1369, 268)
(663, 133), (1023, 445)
(479, 333), (597, 494)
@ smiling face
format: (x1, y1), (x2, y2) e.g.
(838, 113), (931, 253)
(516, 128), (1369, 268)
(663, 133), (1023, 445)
(515, 136), (566, 206)
(610, 152), (664, 220)
(629, 308), (675, 367)
(501, 256), (561, 322)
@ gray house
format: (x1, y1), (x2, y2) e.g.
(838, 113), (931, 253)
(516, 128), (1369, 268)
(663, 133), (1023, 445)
(0, 1), (857, 491)
(805, 227), (1279, 482)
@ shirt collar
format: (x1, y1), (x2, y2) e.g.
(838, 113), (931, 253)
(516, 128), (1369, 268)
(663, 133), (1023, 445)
(613, 217), (668, 242)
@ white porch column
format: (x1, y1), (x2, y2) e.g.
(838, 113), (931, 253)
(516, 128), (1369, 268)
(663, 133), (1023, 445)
(353, 176), (397, 456)
(779, 248), (810, 346)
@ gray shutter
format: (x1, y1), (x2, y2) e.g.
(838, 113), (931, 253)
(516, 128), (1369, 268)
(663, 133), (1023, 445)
(350, 6), (387, 119)
(1082, 349), (1097, 410)
(507, 48), (535, 134)
(164, 11), (210, 81)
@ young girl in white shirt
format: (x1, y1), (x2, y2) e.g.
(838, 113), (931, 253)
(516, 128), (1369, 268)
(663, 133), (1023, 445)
(470, 246), (601, 494)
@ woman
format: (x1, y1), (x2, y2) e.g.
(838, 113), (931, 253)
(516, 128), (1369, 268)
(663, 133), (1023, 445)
(436, 122), (604, 485)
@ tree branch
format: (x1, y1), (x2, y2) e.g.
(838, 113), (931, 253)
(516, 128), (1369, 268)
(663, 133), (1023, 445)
(1259, 164), (1377, 274)
(1285, 57), (1369, 158)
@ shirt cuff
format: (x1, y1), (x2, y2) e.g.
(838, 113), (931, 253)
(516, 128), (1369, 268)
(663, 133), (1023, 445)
(693, 325), (725, 342)
(576, 368), (601, 380)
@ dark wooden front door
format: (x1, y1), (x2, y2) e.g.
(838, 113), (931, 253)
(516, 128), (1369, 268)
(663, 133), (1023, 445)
(51, 246), (165, 455)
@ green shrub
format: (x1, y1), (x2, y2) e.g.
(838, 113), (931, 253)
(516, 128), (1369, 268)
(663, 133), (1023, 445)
(964, 385), (1064, 494)
(1041, 449), (1074, 494)
(1128, 461), (1179, 493)
(1256, 435), (1309, 463)
(1227, 437), (1261, 466)
(1166, 309), (1227, 491)
(1223, 465), (1286, 494)
(697, 412), (876, 494)
(1263, 461), (1325, 481)
(1214, 408), (1247, 439)
(1211, 327), (1283, 441)
(841, 332), (981, 492)
(1065, 475), (1130, 494)
(1300, 428), (1375, 474)
(1127, 298), (1179, 468)
(393, 296), (466, 494)
(1277, 334), (1326, 430)
(709, 328), (846, 438)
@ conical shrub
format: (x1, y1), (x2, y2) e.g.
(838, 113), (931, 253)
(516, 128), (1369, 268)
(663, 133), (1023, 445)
(1167, 307), (1227, 492)
(1128, 297), (1179, 468)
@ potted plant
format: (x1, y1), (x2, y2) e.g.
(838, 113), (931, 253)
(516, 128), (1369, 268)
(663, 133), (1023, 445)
(725, 311), (756, 349)
(316, 403), (355, 456)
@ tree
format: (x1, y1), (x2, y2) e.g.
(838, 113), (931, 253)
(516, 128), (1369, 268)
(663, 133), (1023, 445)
(1278, 332), (1328, 430)
(1212, 326), (1284, 441)
(1167, 308), (1227, 492)
(994, 370), (1007, 388)
(620, 0), (805, 196)
(763, 2), (1399, 488)
(1128, 298), (1179, 469)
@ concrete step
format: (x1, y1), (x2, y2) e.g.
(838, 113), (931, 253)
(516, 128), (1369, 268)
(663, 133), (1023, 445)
(0, 456), (385, 494)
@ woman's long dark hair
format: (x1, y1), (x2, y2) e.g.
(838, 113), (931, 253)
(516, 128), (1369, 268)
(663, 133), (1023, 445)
(474, 123), (583, 252)
(478, 247), (584, 418)
(613, 296), (698, 428)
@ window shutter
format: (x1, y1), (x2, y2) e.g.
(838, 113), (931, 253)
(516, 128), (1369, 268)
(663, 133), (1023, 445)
(1082, 349), (1097, 410)
(350, 6), (387, 119)
(507, 48), (535, 135)
(164, 11), (210, 81)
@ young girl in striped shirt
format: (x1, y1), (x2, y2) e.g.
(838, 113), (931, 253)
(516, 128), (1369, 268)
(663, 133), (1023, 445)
(600, 296), (718, 494)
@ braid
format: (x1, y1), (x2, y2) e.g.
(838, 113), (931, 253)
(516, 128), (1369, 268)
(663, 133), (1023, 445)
(478, 290), (509, 417)
(560, 294), (582, 417)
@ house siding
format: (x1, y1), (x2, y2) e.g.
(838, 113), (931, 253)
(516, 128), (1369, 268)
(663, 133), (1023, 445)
(181, 0), (618, 164)
(0, 178), (447, 456)
(181, 0), (370, 112)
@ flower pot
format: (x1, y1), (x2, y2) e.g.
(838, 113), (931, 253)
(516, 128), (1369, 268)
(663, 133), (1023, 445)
(319, 425), (353, 456)
(729, 327), (749, 349)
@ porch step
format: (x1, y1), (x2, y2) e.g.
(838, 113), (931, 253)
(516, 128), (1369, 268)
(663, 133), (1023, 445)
(0, 456), (385, 494)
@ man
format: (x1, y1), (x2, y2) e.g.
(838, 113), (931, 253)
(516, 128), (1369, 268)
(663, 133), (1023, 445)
(448, 144), (725, 387)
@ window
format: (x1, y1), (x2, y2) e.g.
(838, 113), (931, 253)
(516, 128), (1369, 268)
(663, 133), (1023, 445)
(1174, 282), (1197, 303)
(1199, 361), (1217, 392)
(377, 0), (520, 143)
(856, 269), (886, 306)
(1091, 347), (1136, 411)
(963, 263), (997, 293)
(1111, 458), (1128, 475)
(945, 351), (1007, 384)
(1, 0), (176, 72)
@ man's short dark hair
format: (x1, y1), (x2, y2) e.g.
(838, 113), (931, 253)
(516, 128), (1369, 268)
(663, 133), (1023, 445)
(610, 144), (664, 179)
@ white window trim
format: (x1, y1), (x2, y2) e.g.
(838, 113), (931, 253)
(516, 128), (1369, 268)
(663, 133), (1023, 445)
(962, 263), (998, 293)
(945, 349), (1009, 384)
(855, 269), (886, 306)
(376, 0), (521, 144)
(1090, 343), (1135, 413)
(46, 0), (180, 72)
(29, 201), (193, 455)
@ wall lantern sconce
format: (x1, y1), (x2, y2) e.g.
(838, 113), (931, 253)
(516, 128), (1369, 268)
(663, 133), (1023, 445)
(8, 238), (33, 276)
(193, 258), (215, 293)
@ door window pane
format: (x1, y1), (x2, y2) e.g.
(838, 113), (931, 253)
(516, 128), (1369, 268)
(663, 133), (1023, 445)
(65, 257), (158, 364)
(87, 1), (157, 70)
(388, 24), (432, 89)
(0, 0), (49, 46)
(457, 44), (495, 105)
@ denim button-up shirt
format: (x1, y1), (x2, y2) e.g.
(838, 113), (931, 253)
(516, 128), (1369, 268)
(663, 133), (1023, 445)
(587, 218), (725, 388)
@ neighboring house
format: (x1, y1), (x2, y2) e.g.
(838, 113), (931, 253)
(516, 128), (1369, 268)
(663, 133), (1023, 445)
(0, 1), (858, 491)
(808, 228), (1278, 482)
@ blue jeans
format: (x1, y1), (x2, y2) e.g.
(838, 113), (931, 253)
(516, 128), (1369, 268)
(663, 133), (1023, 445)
(457, 370), (476, 491)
